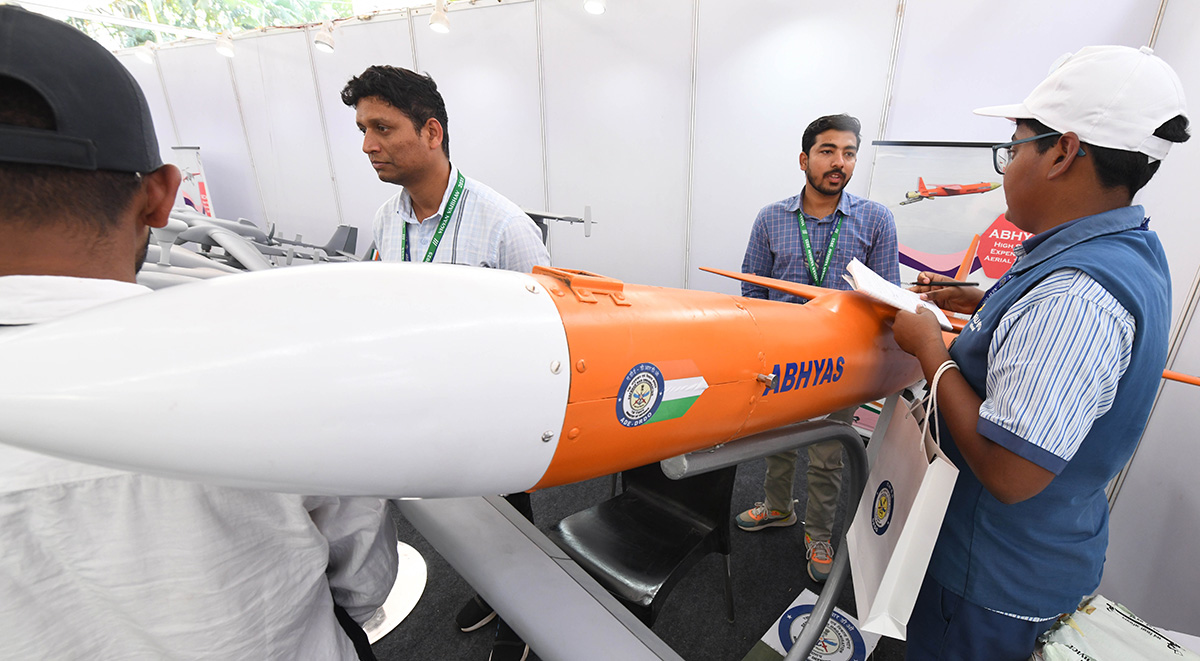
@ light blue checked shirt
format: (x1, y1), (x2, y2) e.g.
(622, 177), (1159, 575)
(741, 189), (899, 301)
(372, 165), (550, 272)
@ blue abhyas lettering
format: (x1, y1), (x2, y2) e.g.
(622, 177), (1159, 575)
(762, 357), (845, 396)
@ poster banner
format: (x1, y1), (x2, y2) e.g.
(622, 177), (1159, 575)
(740, 589), (879, 661)
(867, 142), (1015, 289)
(172, 146), (215, 217)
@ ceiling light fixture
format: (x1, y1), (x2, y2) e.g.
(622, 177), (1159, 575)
(429, 0), (450, 34)
(215, 33), (235, 58)
(313, 21), (335, 53)
(583, 0), (606, 15)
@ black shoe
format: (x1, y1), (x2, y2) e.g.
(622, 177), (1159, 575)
(489, 620), (529, 661)
(456, 595), (497, 633)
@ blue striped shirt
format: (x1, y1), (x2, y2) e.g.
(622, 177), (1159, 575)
(978, 258), (1135, 473)
(741, 190), (899, 302)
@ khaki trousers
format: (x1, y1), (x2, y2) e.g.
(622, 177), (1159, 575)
(761, 406), (858, 543)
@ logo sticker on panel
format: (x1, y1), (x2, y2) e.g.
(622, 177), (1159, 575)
(871, 480), (894, 535)
(616, 360), (709, 428)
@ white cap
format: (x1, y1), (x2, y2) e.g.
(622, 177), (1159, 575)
(975, 45), (1187, 161)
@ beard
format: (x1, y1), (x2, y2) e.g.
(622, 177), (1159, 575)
(806, 168), (849, 197)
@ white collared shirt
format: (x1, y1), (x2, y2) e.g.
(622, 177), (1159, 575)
(372, 165), (550, 272)
(0, 275), (398, 660)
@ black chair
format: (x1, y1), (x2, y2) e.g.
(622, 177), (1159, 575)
(547, 462), (738, 627)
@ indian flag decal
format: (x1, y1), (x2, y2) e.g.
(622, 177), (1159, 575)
(616, 360), (709, 428)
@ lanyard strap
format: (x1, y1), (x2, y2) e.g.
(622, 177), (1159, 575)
(402, 170), (466, 263)
(797, 209), (844, 287)
(976, 270), (1015, 311)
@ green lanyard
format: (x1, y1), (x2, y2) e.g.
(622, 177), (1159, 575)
(402, 170), (466, 263)
(797, 208), (844, 287)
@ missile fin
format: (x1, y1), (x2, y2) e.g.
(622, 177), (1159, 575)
(700, 267), (833, 302)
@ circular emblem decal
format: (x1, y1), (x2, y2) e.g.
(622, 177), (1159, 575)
(616, 363), (664, 428)
(777, 604), (866, 660)
(871, 480), (894, 535)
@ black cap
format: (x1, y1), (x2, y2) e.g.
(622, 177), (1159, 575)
(0, 6), (163, 173)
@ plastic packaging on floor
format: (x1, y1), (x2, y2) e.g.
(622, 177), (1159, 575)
(1035, 594), (1200, 661)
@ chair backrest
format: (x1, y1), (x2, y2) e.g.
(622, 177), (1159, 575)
(622, 463), (738, 549)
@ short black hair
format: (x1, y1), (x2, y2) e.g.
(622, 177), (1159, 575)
(1017, 117), (1191, 197)
(341, 66), (451, 159)
(802, 114), (862, 155)
(0, 76), (141, 232)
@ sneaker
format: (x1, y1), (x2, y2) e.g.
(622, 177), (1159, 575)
(489, 620), (529, 661)
(735, 502), (797, 531)
(805, 533), (834, 582)
(455, 594), (496, 632)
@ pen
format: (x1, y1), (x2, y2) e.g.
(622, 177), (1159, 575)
(906, 281), (979, 287)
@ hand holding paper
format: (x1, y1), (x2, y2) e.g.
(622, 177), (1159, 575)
(843, 259), (953, 331)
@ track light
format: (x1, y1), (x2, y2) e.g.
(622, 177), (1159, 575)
(583, 0), (606, 15)
(313, 21), (334, 53)
(215, 33), (235, 58)
(429, 0), (449, 33)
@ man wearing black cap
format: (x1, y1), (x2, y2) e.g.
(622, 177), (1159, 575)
(894, 46), (1189, 659)
(0, 7), (397, 659)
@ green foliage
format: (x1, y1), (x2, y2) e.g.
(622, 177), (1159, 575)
(77, 0), (351, 48)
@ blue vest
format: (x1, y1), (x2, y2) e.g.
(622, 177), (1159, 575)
(933, 205), (1170, 617)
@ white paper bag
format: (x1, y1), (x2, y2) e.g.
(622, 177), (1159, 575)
(847, 365), (959, 640)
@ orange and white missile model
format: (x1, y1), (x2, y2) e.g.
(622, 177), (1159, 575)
(0, 263), (921, 497)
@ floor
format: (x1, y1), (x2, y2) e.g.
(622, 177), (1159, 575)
(370, 454), (908, 661)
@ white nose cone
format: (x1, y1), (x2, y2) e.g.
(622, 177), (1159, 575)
(0, 264), (571, 498)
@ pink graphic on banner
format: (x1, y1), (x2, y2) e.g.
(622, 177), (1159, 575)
(899, 245), (978, 279)
(198, 181), (213, 216)
(976, 214), (1032, 278)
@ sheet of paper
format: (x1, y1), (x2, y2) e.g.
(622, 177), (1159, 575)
(844, 259), (952, 331)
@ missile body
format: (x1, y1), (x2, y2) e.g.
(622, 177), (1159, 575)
(0, 263), (920, 498)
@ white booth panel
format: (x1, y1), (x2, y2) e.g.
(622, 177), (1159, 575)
(540, 0), (694, 285)
(310, 16), (416, 254)
(118, 53), (179, 168)
(230, 31), (341, 244)
(1103, 330), (1200, 635)
(688, 0), (899, 294)
(412, 3), (545, 216)
(155, 43), (265, 225)
(1136, 2), (1200, 333)
(1100, 0), (1200, 637)
(886, 0), (1158, 142)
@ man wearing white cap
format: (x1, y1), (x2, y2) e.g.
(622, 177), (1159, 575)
(893, 45), (1189, 659)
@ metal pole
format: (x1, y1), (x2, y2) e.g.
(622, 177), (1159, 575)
(660, 420), (870, 659)
(786, 425), (868, 659)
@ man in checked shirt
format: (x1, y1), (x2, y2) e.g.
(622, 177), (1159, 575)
(735, 113), (898, 583)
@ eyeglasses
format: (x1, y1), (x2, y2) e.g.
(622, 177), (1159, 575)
(991, 132), (1087, 175)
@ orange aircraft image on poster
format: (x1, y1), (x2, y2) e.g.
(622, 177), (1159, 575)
(899, 177), (1001, 205)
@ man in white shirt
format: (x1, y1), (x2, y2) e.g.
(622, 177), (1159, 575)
(342, 65), (549, 271)
(341, 65), (549, 661)
(0, 8), (398, 659)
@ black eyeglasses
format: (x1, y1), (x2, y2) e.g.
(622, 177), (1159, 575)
(991, 132), (1086, 175)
